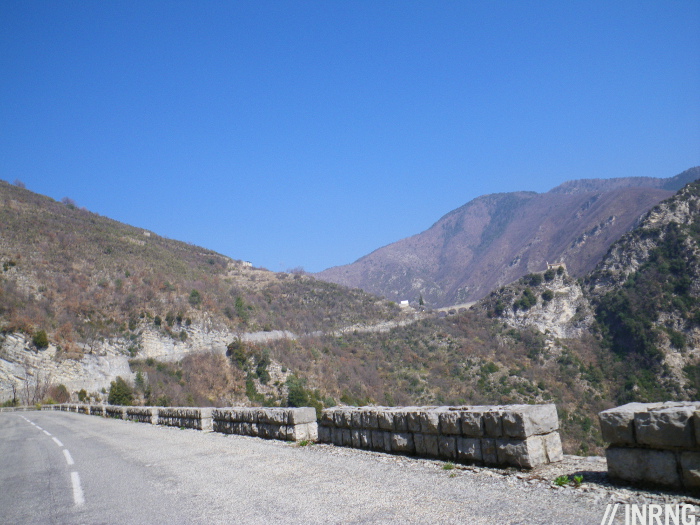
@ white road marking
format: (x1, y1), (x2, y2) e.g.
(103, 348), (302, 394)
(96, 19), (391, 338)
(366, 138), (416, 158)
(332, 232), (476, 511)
(70, 471), (85, 506)
(35, 426), (43, 430)
(43, 430), (51, 436)
(52, 437), (64, 447)
(63, 449), (75, 466)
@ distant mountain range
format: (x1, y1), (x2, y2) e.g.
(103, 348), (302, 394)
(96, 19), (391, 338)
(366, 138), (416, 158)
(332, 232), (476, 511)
(316, 167), (700, 307)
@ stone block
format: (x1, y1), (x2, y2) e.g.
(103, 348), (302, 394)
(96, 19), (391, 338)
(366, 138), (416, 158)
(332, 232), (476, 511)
(391, 432), (414, 454)
(483, 411), (503, 437)
(438, 435), (457, 460)
(680, 452), (700, 491)
(481, 438), (498, 465)
(393, 411), (409, 432)
(331, 427), (343, 446)
(414, 433), (426, 456)
(420, 411), (440, 434)
(362, 409), (379, 430)
(496, 436), (547, 469)
(290, 423), (313, 442)
(461, 411), (484, 437)
(341, 428), (352, 447)
(351, 410), (363, 429)
(502, 405), (558, 438)
(318, 425), (331, 443)
(439, 411), (461, 435)
(606, 447), (681, 489)
(598, 403), (660, 446)
(320, 409), (335, 427)
(457, 437), (482, 463)
(371, 430), (385, 451)
(383, 431), (394, 453)
(359, 429), (371, 448)
(378, 411), (394, 431)
(423, 434), (439, 457)
(335, 409), (353, 429)
(406, 411), (422, 433)
(289, 407), (316, 425)
(542, 432), (564, 463)
(635, 407), (695, 448)
(352, 429), (362, 448)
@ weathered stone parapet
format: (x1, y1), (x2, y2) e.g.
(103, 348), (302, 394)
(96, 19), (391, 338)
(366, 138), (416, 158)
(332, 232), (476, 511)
(212, 407), (318, 442)
(125, 406), (158, 424)
(319, 405), (562, 469)
(599, 402), (700, 492)
(157, 407), (213, 431)
(105, 405), (126, 419)
(89, 405), (106, 417)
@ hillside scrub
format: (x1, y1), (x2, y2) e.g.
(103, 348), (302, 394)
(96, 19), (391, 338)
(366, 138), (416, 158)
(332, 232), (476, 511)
(0, 180), (401, 357)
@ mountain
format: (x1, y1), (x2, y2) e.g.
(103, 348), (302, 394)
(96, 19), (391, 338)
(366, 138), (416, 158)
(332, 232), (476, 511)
(316, 168), (700, 308)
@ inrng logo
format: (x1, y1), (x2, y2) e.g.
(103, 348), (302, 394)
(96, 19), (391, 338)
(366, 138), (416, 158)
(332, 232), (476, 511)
(601, 504), (698, 525)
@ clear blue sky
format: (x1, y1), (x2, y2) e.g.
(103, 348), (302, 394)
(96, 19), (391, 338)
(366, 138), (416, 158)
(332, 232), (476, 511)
(2, 2), (699, 272)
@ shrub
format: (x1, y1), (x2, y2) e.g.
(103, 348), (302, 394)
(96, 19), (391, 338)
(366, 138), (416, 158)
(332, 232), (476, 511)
(541, 289), (554, 302)
(32, 330), (49, 349)
(108, 376), (134, 406)
(286, 375), (310, 407)
(77, 389), (88, 402)
(188, 289), (202, 307)
(48, 384), (70, 403)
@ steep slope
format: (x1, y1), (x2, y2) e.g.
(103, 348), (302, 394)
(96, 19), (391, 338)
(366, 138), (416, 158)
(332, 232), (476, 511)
(0, 180), (404, 402)
(317, 168), (700, 307)
(480, 178), (700, 402)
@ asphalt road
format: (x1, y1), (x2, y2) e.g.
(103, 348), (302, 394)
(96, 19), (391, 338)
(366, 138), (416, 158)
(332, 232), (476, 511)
(0, 411), (611, 524)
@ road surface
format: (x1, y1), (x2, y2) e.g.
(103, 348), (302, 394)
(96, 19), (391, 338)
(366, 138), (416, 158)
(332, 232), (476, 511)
(1, 411), (614, 524)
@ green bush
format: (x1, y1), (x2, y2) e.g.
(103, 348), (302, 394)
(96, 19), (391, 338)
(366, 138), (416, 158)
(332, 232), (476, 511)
(32, 329), (49, 349)
(188, 289), (202, 307)
(108, 376), (134, 406)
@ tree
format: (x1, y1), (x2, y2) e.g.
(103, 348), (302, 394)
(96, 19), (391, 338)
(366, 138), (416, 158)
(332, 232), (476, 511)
(108, 376), (134, 406)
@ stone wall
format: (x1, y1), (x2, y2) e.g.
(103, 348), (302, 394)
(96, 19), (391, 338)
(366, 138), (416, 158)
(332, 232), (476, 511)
(212, 407), (317, 442)
(105, 405), (126, 419)
(318, 405), (563, 469)
(125, 406), (158, 425)
(157, 407), (213, 431)
(599, 402), (700, 491)
(37, 404), (317, 443)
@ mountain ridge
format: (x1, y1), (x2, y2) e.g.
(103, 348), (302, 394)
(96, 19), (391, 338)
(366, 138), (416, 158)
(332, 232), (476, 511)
(316, 167), (700, 307)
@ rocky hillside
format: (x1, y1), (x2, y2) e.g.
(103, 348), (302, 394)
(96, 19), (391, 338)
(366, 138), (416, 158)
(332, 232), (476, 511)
(317, 168), (700, 308)
(480, 178), (700, 405)
(0, 180), (405, 403)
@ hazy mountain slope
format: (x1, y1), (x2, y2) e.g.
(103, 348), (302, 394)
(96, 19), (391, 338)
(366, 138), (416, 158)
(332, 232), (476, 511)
(317, 168), (699, 307)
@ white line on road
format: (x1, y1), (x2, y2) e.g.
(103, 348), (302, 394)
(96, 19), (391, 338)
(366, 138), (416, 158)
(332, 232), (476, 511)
(52, 437), (64, 447)
(43, 430), (51, 436)
(70, 471), (85, 506)
(35, 426), (43, 430)
(63, 449), (75, 466)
